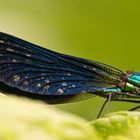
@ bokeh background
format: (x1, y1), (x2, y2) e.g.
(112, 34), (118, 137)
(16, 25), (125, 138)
(0, 0), (140, 120)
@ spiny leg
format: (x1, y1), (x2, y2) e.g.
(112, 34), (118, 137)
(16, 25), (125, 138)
(107, 93), (112, 113)
(97, 95), (140, 118)
(129, 105), (140, 111)
(111, 99), (140, 111)
(97, 93), (112, 118)
(97, 99), (108, 118)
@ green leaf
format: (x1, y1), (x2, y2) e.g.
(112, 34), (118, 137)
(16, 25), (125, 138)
(0, 94), (96, 140)
(92, 111), (140, 140)
(1, 94), (140, 140)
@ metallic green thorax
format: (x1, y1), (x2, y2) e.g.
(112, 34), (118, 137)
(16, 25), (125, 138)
(124, 72), (140, 92)
(127, 72), (140, 87)
(123, 83), (136, 92)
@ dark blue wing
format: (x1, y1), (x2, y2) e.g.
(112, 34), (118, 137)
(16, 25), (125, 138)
(0, 32), (124, 97)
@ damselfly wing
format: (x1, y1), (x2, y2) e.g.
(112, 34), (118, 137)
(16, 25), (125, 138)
(1, 32), (140, 106)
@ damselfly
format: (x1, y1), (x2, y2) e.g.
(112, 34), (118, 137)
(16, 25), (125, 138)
(0, 32), (140, 117)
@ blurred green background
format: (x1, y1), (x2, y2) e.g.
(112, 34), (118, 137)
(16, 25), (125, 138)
(0, 0), (140, 120)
